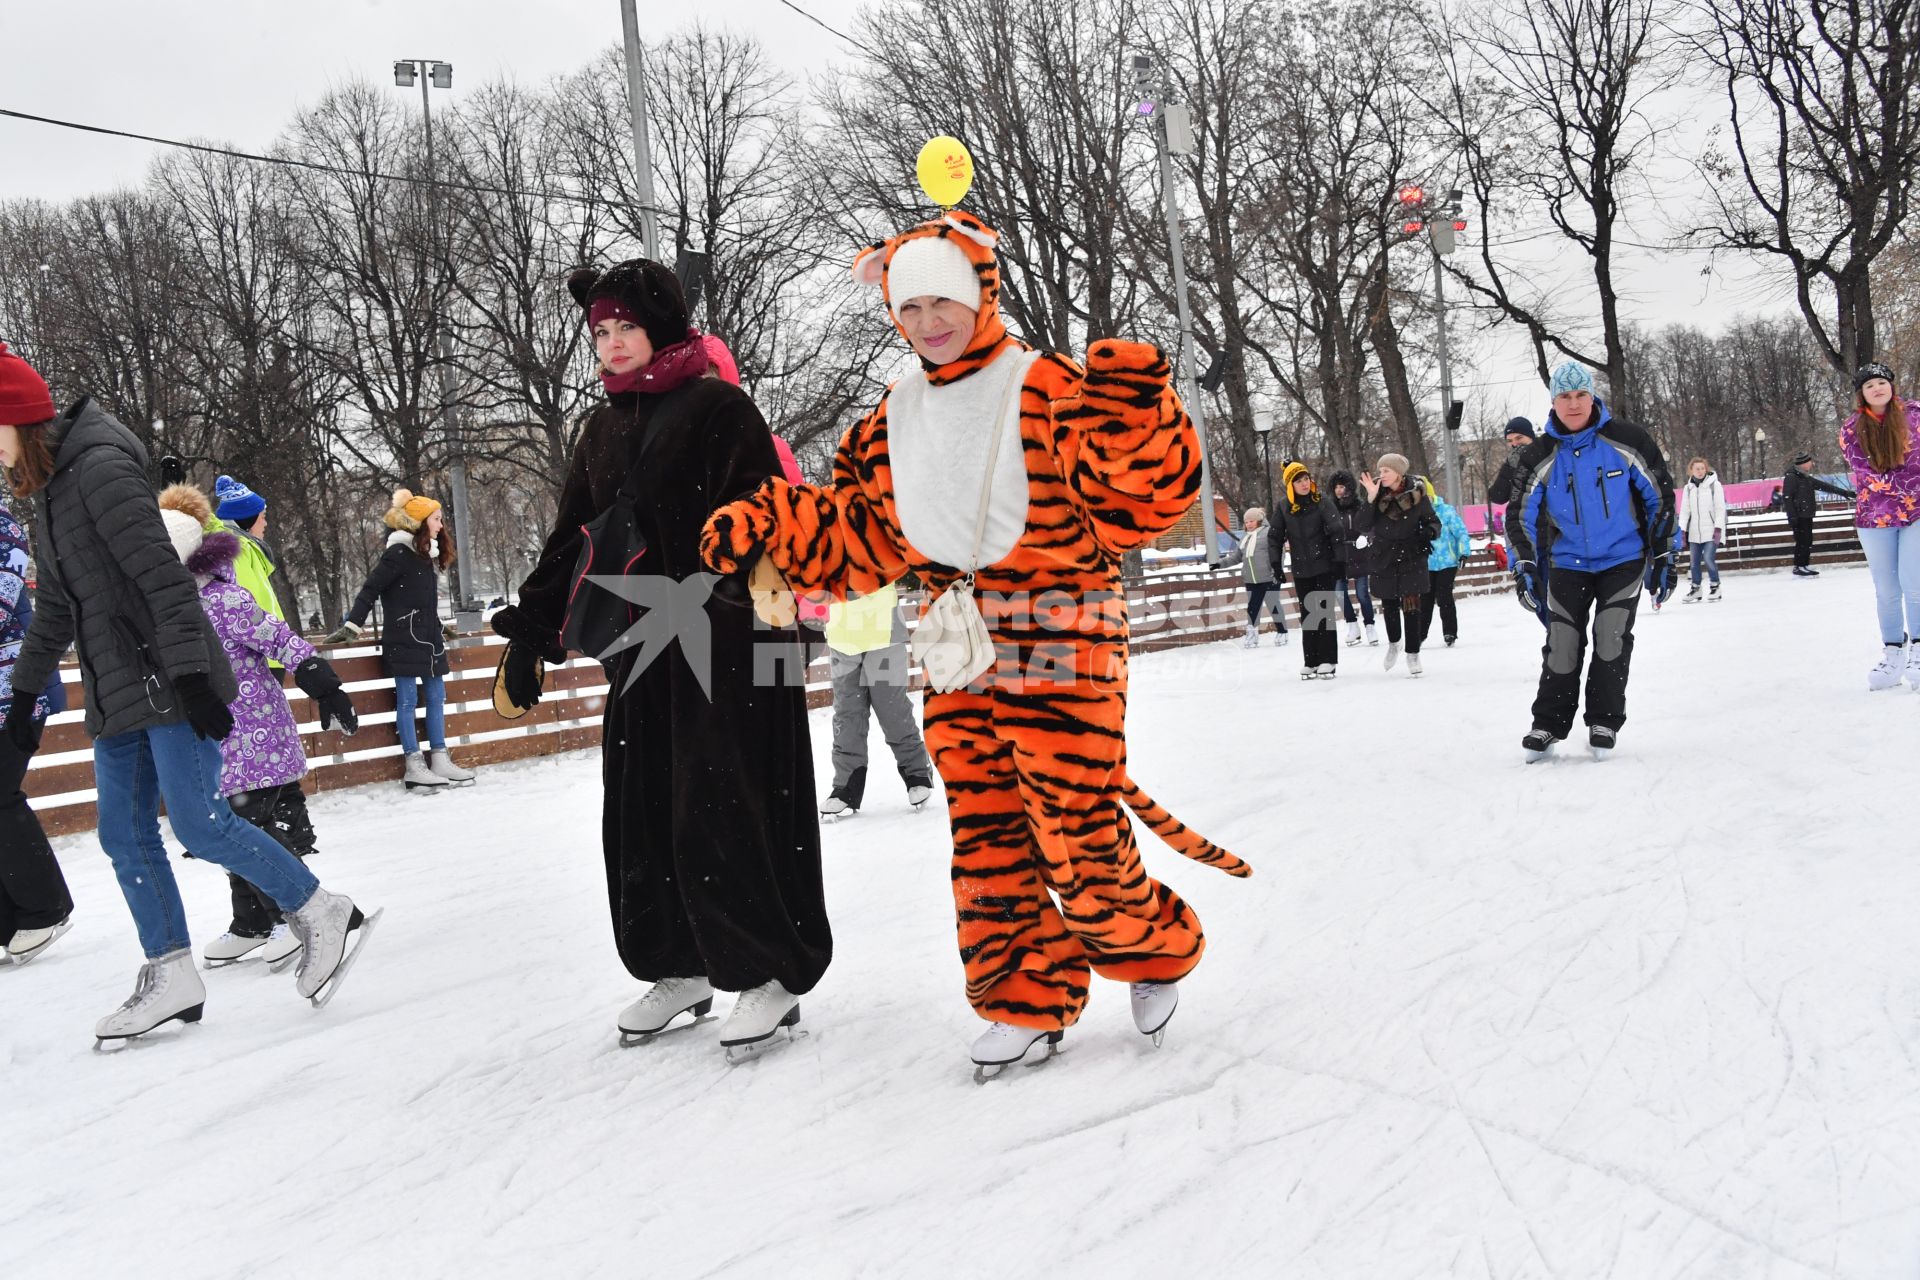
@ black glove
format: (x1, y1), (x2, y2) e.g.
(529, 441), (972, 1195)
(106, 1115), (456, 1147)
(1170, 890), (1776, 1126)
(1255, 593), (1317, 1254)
(293, 656), (359, 735)
(500, 640), (546, 711)
(1645, 552), (1676, 606)
(4, 694), (42, 754)
(173, 672), (235, 742)
(489, 606), (567, 665)
(1512, 560), (1542, 615)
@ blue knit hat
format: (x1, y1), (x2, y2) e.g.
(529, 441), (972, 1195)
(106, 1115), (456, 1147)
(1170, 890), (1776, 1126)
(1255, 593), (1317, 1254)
(1548, 362), (1596, 397)
(213, 474), (266, 523)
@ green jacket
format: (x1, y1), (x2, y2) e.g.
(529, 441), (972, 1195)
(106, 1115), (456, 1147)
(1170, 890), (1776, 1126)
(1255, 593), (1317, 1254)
(215, 518), (288, 667)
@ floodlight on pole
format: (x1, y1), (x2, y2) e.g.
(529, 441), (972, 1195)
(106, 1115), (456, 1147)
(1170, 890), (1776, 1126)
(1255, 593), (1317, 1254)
(393, 61), (415, 88)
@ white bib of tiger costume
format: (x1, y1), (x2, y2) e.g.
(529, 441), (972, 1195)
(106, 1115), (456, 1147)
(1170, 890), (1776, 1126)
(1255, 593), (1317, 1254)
(901, 348), (1041, 692)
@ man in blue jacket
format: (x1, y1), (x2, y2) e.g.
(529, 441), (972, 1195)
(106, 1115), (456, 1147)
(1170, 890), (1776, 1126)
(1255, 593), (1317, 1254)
(1506, 362), (1675, 760)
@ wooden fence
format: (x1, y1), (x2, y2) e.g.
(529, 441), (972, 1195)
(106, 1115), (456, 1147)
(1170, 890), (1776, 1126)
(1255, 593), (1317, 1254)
(24, 510), (1863, 835)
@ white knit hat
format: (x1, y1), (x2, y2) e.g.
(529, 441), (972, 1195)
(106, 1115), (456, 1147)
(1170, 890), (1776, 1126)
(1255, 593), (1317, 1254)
(161, 508), (204, 565)
(887, 236), (981, 316)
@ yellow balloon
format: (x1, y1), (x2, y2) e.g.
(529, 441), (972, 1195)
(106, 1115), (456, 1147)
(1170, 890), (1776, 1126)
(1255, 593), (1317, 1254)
(916, 136), (975, 209)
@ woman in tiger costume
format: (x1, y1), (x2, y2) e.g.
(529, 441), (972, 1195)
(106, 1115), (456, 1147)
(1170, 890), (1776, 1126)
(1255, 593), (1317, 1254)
(702, 211), (1249, 1076)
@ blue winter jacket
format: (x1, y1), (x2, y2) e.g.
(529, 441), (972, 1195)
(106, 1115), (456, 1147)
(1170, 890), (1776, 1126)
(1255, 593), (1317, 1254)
(1511, 400), (1674, 574)
(1427, 498), (1473, 571)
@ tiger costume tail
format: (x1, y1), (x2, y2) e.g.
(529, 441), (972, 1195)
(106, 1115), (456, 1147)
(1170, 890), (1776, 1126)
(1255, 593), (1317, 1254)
(1119, 774), (1252, 878)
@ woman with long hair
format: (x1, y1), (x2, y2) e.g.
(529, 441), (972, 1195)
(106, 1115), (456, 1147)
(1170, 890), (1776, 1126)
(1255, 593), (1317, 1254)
(1842, 363), (1920, 690)
(328, 491), (475, 790)
(0, 346), (376, 1043)
(1356, 454), (1440, 677)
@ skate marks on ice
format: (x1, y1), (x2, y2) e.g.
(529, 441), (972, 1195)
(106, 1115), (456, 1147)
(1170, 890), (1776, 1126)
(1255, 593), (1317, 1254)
(9, 572), (1920, 1275)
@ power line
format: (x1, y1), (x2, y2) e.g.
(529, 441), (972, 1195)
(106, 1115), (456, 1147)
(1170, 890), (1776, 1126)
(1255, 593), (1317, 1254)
(775, 0), (869, 53)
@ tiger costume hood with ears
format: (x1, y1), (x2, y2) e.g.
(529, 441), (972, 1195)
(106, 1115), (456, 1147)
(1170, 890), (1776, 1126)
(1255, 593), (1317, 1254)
(852, 211), (1013, 383)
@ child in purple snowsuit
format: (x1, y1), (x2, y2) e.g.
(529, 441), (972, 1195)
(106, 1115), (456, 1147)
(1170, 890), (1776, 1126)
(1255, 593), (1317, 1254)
(159, 486), (359, 966)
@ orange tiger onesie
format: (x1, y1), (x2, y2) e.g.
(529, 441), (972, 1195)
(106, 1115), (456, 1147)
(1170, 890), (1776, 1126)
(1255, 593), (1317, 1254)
(702, 211), (1248, 1037)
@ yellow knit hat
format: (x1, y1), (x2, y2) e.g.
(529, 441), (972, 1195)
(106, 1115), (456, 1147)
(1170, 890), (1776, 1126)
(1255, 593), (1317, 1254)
(383, 487), (442, 532)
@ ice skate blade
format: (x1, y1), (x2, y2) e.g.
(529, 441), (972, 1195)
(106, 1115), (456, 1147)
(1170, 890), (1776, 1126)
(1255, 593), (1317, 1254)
(309, 908), (382, 1009)
(1523, 747), (1554, 764)
(723, 1020), (808, 1066)
(202, 955), (258, 971)
(8, 919), (72, 965)
(94, 1003), (204, 1052)
(972, 1031), (1064, 1084)
(267, 947), (302, 974)
(403, 784), (446, 795)
(720, 1002), (803, 1056)
(619, 997), (717, 1046)
(1589, 747), (1612, 762)
(819, 810), (857, 823)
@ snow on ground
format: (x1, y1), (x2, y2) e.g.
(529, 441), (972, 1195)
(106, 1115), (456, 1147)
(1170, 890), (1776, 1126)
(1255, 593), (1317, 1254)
(6, 566), (1920, 1280)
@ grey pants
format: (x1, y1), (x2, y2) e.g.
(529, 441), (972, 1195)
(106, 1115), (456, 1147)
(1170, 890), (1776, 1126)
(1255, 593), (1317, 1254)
(830, 644), (930, 787)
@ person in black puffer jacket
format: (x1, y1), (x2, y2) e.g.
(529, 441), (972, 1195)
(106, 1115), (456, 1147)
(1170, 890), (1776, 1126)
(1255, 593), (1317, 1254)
(1355, 452), (1440, 676)
(330, 490), (474, 791)
(1274, 461), (1343, 678)
(1328, 471), (1377, 646)
(0, 360), (374, 1043)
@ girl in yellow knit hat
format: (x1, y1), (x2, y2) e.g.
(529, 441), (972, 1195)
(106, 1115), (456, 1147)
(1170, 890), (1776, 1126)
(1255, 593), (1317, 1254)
(327, 489), (475, 791)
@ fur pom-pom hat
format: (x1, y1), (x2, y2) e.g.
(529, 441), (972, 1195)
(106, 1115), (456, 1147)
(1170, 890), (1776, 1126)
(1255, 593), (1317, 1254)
(158, 484), (240, 580)
(384, 488), (442, 533)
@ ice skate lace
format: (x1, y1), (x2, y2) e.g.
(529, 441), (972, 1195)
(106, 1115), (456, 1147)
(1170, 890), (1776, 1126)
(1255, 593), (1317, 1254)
(116, 962), (160, 1013)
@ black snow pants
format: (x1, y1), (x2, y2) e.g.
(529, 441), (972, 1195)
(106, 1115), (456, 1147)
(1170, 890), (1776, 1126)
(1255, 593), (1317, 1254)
(1530, 559), (1644, 737)
(226, 782), (318, 936)
(0, 731), (73, 943)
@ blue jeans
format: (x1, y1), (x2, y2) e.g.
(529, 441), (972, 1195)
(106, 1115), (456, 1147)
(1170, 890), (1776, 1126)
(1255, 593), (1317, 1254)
(393, 675), (447, 754)
(1337, 574), (1375, 626)
(94, 721), (320, 959)
(1689, 540), (1720, 585)
(1859, 523), (1920, 644)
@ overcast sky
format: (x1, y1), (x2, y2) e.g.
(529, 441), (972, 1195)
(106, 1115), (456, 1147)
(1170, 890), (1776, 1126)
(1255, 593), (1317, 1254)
(2, 0), (1792, 429)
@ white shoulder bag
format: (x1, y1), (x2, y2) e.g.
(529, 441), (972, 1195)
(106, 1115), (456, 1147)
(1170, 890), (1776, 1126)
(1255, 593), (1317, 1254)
(910, 354), (1034, 693)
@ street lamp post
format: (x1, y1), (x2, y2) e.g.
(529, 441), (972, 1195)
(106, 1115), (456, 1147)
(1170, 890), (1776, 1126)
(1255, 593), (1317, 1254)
(393, 58), (478, 614)
(1133, 54), (1222, 568)
(1754, 427), (1768, 480)
(1253, 410), (1276, 513)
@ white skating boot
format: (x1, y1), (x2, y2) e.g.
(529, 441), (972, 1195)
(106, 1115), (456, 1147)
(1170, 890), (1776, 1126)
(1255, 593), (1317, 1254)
(1315, 663), (1337, 679)
(95, 949), (205, 1048)
(1708, 583), (1722, 603)
(287, 888), (381, 1007)
(1906, 645), (1920, 693)
(1273, 630), (1290, 648)
(1406, 653), (1423, 677)
(1868, 642), (1907, 692)
(1383, 640), (1400, 671)
(1240, 624), (1258, 649)
(427, 749), (475, 787)
(1364, 623), (1380, 646)
(1682, 584), (1702, 604)
(261, 923), (302, 972)
(202, 931), (269, 969)
(618, 975), (716, 1045)
(6, 916), (71, 965)
(903, 773), (934, 809)
(1344, 620), (1361, 647)
(402, 753), (449, 792)
(719, 979), (802, 1062)
(969, 1021), (1064, 1083)
(1130, 982), (1180, 1046)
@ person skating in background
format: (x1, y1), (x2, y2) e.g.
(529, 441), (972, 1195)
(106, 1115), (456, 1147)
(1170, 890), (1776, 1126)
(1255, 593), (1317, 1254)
(211, 475), (288, 624)
(1782, 450), (1856, 577)
(1356, 454), (1438, 677)
(0, 388), (72, 966)
(1677, 456), (1727, 604)
(1840, 363), (1920, 691)
(821, 583), (933, 817)
(1420, 479), (1473, 647)
(1274, 463), (1342, 678)
(328, 491), (474, 792)
(1238, 507), (1286, 647)
(158, 485), (360, 971)
(1327, 471), (1378, 647)
(492, 258), (830, 1056)
(1508, 362), (1675, 761)
(0, 354), (378, 1042)
(1485, 417), (1537, 507)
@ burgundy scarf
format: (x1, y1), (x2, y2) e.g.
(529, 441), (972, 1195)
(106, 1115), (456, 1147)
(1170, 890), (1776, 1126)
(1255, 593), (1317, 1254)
(601, 329), (709, 396)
